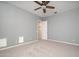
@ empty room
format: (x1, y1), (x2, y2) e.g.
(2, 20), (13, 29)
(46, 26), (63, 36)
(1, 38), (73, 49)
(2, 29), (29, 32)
(0, 1), (79, 57)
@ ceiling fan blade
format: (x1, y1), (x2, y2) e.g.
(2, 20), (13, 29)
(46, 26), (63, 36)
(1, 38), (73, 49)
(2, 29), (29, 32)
(46, 6), (55, 9)
(43, 9), (46, 13)
(34, 7), (41, 11)
(45, 1), (50, 5)
(34, 1), (42, 6)
(42, 1), (45, 3)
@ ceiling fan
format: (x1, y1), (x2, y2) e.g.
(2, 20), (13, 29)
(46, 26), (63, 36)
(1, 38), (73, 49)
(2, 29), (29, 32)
(34, 1), (55, 13)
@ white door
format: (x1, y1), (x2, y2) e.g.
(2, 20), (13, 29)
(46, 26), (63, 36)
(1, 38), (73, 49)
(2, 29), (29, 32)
(41, 21), (47, 40)
(37, 20), (47, 40)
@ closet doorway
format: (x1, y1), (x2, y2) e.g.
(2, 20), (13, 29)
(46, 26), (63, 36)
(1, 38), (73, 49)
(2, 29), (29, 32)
(37, 20), (47, 40)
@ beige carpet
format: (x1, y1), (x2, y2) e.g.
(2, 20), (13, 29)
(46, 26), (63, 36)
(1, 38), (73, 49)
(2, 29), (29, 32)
(0, 40), (79, 57)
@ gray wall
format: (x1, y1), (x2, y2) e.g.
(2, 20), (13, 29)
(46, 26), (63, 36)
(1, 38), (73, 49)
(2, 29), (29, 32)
(0, 2), (40, 48)
(47, 7), (79, 44)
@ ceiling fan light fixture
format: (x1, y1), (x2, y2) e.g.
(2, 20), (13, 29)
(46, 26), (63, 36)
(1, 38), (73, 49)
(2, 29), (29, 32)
(42, 5), (46, 9)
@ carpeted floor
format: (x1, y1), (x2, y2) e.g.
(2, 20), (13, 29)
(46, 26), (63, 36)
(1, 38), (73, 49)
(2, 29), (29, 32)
(0, 40), (79, 57)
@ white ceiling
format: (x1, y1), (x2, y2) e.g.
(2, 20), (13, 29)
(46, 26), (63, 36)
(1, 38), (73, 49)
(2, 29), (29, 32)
(7, 1), (79, 17)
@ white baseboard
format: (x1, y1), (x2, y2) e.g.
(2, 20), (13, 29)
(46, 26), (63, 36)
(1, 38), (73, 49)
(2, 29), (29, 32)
(0, 39), (79, 51)
(0, 40), (38, 51)
(48, 39), (79, 46)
